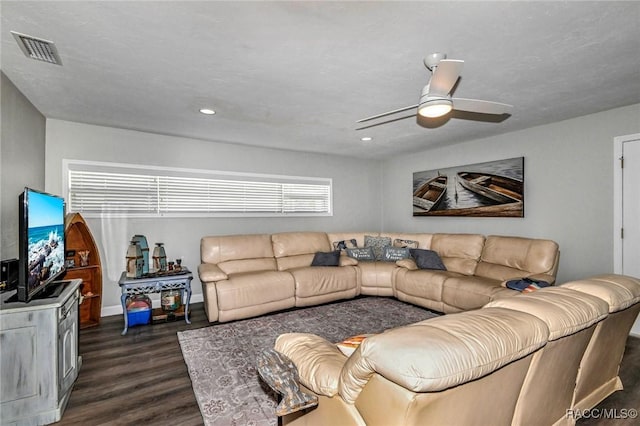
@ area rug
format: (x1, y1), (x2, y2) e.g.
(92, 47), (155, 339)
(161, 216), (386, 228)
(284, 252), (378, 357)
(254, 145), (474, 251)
(177, 297), (439, 425)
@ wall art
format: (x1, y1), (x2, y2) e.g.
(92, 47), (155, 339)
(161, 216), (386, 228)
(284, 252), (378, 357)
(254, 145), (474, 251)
(413, 157), (524, 217)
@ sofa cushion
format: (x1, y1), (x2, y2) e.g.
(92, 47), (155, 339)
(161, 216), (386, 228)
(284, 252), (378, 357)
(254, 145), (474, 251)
(430, 233), (485, 275)
(201, 234), (275, 264)
(441, 276), (509, 311)
(381, 246), (410, 262)
(394, 268), (460, 303)
(364, 235), (392, 260)
(311, 251), (341, 267)
(358, 261), (398, 290)
(291, 266), (358, 298)
(484, 287), (609, 340)
(410, 248), (446, 270)
(272, 232), (332, 257)
(339, 307), (549, 403)
(475, 235), (559, 282)
(216, 270), (295, 310)
(346, 247), (375, 261)
(272, 232), (332, 270)
(561, 274), (640, 312)
(200, 234), (278, 275)
(218, 258), (278, 275)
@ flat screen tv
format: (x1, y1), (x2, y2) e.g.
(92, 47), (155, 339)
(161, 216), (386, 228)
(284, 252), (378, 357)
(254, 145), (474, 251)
(17, 187), (66, 302)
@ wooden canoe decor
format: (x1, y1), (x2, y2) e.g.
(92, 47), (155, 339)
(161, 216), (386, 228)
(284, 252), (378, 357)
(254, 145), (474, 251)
(413, 157), (524, 217)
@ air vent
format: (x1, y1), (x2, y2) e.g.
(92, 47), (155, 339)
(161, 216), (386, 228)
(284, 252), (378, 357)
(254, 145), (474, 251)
(11, 31), (62, 65)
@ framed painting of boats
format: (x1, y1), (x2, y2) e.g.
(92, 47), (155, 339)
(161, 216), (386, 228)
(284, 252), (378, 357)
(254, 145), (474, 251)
(413, 157), (524, 217)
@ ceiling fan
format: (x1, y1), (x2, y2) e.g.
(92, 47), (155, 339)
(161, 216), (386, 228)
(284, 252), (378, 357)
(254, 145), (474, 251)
(357, 53), (513, 127)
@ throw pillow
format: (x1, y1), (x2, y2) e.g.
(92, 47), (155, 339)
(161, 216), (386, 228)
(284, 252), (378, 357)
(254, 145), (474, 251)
(364, 235), (392, 261)
(410, 248), (447, 271)
(332, 239), (358, 251)
(345, 247), (375, 261)
(311, 251), (341, 267)
(393, 238), (419, 249)
(381, 246), (411, 262)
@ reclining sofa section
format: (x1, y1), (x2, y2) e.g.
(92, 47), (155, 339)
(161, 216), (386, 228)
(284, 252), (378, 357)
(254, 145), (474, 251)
(199, 232), (560, 323)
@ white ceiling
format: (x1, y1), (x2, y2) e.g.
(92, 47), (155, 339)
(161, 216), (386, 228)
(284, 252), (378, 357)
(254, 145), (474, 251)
(2, 1), (639, 159)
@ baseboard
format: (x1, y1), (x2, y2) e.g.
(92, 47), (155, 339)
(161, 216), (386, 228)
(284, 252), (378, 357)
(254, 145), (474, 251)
(101, 293), (204, 317)
(630, 331), (640, 339)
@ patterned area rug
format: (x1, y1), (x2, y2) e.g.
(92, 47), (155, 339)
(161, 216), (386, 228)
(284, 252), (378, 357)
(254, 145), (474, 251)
(177, 297), (439, 425)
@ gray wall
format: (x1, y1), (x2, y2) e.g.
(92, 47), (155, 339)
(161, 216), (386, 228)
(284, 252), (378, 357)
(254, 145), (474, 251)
(381, 104), (640, 285)
(45, 119), (382, 312)
(0, 72), (46, 260)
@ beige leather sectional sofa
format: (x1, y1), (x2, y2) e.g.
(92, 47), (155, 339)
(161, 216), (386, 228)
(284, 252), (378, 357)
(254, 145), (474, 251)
(275, 274), (640, 426)
(198, 231), (559, 323)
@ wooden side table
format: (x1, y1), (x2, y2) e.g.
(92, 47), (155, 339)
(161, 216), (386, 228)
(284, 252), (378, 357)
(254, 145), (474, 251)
(118, 269), (193, 335)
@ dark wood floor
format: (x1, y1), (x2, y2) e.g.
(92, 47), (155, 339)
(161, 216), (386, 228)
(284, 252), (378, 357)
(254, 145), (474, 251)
(57, 303), (640, 425)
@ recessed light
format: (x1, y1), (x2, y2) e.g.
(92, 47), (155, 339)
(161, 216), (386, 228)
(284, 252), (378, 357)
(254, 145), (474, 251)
(199, 108), (216, 115)
(361, 136), (372, 141)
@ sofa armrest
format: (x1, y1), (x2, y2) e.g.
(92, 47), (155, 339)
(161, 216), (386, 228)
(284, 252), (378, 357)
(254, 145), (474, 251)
(275, 333), (347, 397)
(198, 263), (228, 282)
(339, 256), (358, 266)
(396, 258), (418, 270)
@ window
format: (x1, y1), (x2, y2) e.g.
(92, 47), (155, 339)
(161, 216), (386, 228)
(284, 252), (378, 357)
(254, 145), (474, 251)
(64, 160), (332, 217)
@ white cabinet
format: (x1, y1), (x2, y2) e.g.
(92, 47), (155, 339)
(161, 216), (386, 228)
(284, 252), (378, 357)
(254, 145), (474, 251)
(0, 279), (81, 425)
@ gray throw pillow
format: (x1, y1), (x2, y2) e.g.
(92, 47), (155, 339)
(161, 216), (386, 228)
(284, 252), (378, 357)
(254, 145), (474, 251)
(332, 239), (358, 251)
(382, 246), (410, 262)
(311, 251), (340, 267)
(409, 249), (447, 270)
(393, 238), (419, 249)
(346, 247), (375, 261)
(364, 235), (392, 261)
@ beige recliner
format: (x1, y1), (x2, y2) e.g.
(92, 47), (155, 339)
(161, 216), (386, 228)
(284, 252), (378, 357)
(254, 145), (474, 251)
(561, 274), (640, 411)
(485, 287), (609, 426)
(274, 307), (549, 426)
(271, 232), (359, 307)
(198, 234), (296, 322)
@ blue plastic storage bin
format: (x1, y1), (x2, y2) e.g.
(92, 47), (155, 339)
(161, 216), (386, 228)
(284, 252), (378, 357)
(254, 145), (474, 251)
(126, 295), (152, 327)
(127, 308), (151, 327)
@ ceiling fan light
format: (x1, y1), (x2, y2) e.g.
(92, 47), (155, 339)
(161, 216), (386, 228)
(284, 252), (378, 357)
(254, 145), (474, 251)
(418, 99), (453, 118)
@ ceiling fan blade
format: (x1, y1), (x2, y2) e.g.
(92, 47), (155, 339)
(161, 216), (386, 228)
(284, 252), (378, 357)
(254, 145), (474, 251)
(452, 98), (513, 115)
(356, 104), (418, 123)
(429, 59), (464, 96)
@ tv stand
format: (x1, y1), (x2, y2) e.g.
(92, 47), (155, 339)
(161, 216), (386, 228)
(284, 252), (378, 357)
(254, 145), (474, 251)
(36, 280), (71, 299)
(0, 279), (82, 425)
(3, 280), (71, 303)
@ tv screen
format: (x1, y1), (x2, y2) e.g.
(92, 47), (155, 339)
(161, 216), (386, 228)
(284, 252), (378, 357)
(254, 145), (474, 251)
(17, 188), (66, 302)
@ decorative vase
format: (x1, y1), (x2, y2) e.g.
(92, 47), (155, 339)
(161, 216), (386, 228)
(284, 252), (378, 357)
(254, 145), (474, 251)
(161, 289), (181, 312)
(131, 234), (149, 274)
(126, 241), (143, 278)
(152, 243), (167, 272)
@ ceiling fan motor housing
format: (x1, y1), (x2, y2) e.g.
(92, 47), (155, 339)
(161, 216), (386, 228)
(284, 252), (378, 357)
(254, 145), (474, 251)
(418, 85), (453, 118)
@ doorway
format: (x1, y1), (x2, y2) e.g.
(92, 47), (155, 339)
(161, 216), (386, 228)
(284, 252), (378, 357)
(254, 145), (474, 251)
(614, 133), (640, 336)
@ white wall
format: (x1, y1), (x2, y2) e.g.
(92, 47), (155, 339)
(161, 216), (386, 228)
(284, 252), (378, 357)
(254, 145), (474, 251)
(45, 120), (382, 313)
(381, 104), (640, 288)
(0, 72), (46, 260)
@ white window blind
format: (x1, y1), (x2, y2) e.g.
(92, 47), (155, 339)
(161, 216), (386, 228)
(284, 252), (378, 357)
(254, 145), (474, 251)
(65, 161), (332, 217)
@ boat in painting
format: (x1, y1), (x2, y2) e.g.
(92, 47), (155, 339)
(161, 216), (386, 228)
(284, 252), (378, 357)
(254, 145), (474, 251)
(413, 175), (448, 212)
(457, 172), (523, 204)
